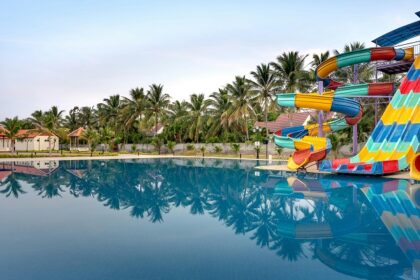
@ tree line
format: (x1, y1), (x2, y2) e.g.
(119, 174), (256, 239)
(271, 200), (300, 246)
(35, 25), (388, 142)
(1, 42), (398, 152)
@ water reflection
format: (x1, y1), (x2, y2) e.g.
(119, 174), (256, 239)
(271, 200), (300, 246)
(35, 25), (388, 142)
(0, 159), (419, 279)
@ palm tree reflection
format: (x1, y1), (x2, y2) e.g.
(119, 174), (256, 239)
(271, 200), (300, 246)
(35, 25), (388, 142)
(1, 158), (417, 278)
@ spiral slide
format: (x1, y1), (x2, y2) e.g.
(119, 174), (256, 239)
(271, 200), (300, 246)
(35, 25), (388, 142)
(321, 50), (419, 175)
(273, 47), (416, 172)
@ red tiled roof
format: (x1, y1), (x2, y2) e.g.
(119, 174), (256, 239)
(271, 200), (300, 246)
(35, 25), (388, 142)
(255, 112), (311, 133)
(0, 164), (57, 177)
(0, 171), (11, 181)
(0, 126), (9, 137)
(15, 129), (55, 139)
(68, 127), (85, 137)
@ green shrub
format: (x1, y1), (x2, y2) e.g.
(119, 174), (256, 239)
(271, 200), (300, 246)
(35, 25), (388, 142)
(131, 145), (138, 153)
(206, 136), (219, 143)
(186, 144), (195, 151)
(167, 141), (176, 154)
(200, 146), (206, 156)
(151, 137), (163, 154)
(230, 143), (240, 154)
(213, 145), (223, 153)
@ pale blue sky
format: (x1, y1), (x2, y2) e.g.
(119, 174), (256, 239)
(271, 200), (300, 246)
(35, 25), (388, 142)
(0, 0), (419, 118)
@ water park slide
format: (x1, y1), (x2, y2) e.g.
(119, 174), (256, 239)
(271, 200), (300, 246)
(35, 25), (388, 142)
(321, 50), (420, 175)
(273, 46), (417, 174)
(274, 82), (395, 170)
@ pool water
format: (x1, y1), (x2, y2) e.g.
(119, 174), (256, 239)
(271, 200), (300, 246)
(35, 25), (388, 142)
(0, 158), (418, 280)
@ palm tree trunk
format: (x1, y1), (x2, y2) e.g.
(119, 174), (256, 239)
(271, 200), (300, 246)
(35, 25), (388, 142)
(265, 99), (269, 137)
(11, 139), (15, 155)
(245, 115), (249, 140)
(155, 113), (158, 136)
(48, 136), (52, 157)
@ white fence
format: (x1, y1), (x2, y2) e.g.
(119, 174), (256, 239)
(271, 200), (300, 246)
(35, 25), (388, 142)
(113, 142), (280, 155)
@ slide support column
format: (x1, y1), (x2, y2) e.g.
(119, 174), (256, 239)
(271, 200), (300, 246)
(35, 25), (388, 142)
(317, 81), (324, 137)
(352, 65), (359, 155)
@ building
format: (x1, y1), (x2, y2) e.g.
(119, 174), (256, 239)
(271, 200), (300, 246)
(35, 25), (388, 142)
(0, 126), (11, 152)
(68, 127), (88, 151)
(0, 129), (59, 152)
(146, 123), (164, 137)
(254, 111), (335, 134)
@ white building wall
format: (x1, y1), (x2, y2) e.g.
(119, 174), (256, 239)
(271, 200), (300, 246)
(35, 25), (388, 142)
(34, 136), (59, 151)
(14, 136), (59, 151)
(0, 138), (11, 152)
(15, 139), (35, 151)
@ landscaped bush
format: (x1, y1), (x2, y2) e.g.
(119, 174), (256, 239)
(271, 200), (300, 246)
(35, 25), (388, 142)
(205, 136), (219, 143)
(230, 143), (240, 154)
(213, 145), (223, 153)
(186, 144), (195, 151)
(167, 141), (176, 154)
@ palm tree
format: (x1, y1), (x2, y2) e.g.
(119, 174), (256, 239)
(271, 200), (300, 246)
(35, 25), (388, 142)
(65, 106), (80, 131)
(0, 117), (22, 154)
(145, 84), (170, 136)
(98, 95), (121, 129)
(122, 87), (146, 131)
(186, 93), (210, 142)
(83, 128), (99, 156)
(79, 106), (97, 128)
(167, 100), (189, 142)
(270, 51), (311, 92)
(207, 88), (230, 137)
(30, 110), (44, 124)
(250, 63), (281, 137)
(99, 126), (115, 152)
(311, 51), (330, 69)
(225, 76), (256, 140)
(31, 106), (64, 156)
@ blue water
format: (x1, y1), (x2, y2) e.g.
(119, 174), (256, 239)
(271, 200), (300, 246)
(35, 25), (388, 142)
(0, 158), (418, 280)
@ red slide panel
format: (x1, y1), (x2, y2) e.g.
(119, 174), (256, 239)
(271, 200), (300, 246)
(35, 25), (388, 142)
(371, 47), (396, 61)
(382, 160), (399, 173)
(368, 82), (394, 95)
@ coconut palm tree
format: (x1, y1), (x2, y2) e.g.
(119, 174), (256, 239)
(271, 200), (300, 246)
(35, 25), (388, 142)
(167, 100), (189, 142)
(30, 110), (44, 124)
(82, 128), (99, 156)
(122, 87), (146, 131)
(249, 63), (281, 137)
(311, 51), (330, 69)
(79, 106), (97, 128)
(145, 84), (170, 136)
(98, 95), (121, 129)
(31, 106), (64, 156)
(1, 117), (22, 154)
(207, 88), (230, 137)
(64, 106), (80, 131)
(225, 76), (257, 140)
(270, 51), (311, 92)
(185, 93), (210, 142)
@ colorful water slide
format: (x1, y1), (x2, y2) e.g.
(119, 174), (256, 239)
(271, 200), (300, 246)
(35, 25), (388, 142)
(273, 46), (416, 173)
(321, 51), (419, 175)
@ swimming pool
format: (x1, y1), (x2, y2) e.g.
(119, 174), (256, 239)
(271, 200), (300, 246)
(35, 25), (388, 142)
(0, 158), (418, 279)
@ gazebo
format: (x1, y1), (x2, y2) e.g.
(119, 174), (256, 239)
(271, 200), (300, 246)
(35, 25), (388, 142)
(68, 127), (87, 151)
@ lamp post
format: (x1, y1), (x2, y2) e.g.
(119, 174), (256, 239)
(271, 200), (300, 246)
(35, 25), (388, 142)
(254, 126), (269, 159)
(254, 141), (261, 159)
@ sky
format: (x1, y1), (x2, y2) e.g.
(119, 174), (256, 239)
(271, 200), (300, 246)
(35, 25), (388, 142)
(0, 0), (419, 119)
